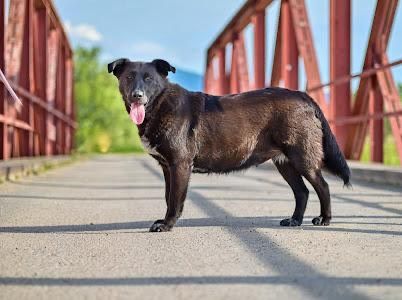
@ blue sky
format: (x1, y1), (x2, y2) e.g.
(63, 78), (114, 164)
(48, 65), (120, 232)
(54, 0), (402, 86)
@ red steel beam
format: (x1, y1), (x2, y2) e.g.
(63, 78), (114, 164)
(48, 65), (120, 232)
(46, 28), (59, 155)
(206, 0), (400, 164)
(5, 0), (26, 158)
(330, 0), (351, 151)
(1, 0), (75, 160)
(65, 57), (73, 152)
(0, 114), (33, 131)
(369, 77), (383, 162)
(328, 110), (402, 126)
(55, 41), (66, 154)
(291, 0), (325, 108)
(19, 0), (34, 157)
(33, 4), (48, 155)
(236, 33), (250, 92)
(9, 83), (76, 127)
(376, 55), (402, 163)
(281, 0), (298, 89)
(308, 58), (402, 93)
(207, 0), (274, 62)
(271, 7), (282, 87)
(345, 0), (399, 162)
(217, 47), (228, 95)
(253, 9), (266, 89)
(203, 60), (211, 92)
(289, 0), (326, 113)
(0, 0), (9, 159)
(230, 37), (240, 94)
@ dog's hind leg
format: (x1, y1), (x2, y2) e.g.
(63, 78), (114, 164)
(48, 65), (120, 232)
(274, 161), (309, 226)
(303, 170), (331, 226)
(150, 162), (192, 232)
(162, 165), (170, 207)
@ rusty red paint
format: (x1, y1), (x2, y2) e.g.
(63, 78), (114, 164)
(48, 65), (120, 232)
(281, 0), (298, 90)
(330, 0), (351, 151)
(0, 0), (75, 160)
(253, 9), (266, 89)
(289, 0), (326, 114)
(217, 47), (228, 95)
(205, 0), (401, 165)
(369, 77), (383, 162)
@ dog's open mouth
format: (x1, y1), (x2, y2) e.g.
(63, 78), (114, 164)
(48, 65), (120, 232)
(129, 102), (145, 125)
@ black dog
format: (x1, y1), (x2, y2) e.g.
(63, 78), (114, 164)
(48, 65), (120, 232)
(108, 58), (351, 232)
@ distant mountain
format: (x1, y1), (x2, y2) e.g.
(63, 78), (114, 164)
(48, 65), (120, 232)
(169, 68), (203, 92)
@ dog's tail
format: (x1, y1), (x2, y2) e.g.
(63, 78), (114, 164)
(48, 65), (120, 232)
(306, 94), (351, 187)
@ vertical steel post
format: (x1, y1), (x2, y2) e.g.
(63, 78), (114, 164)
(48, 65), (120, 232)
(230, 38), (239, 94)
(369, 78), (383, 162)
(46, 28), (59, 156)
(65, 56), (73, 153)
(330, 0), (351, 151)
(253, 9), (266, 89)
(236, 33), (250, 92)
(19, 0), (32, 157)
(281, 0), (298, 89)
(204, 58), (211, 93)
(33, 5), (48, 155)
(0, 0), (8, 160)
(217, 47), (227, 95)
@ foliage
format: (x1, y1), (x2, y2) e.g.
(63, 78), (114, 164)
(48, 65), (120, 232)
(74, 47), (143, 153)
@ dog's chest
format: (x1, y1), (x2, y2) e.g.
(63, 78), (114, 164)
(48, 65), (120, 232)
(140, 135), (160, 156)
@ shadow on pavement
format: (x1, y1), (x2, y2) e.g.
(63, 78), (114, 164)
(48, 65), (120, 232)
(0, 275), (401, 287)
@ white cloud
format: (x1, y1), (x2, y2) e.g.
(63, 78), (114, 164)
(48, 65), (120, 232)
(131, 41), (168, 61)
(64, 21), (102, 42)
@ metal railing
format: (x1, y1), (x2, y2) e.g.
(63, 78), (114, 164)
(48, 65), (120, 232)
(204, 0), (402, 164)
(0, 0), (76, 160)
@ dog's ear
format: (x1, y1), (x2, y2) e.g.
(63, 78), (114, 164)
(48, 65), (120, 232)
(107, 58), (130, 77)
(152, 59), (176, 77)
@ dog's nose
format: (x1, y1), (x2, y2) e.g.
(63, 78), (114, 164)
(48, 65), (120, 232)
(131, 90), (144, 99)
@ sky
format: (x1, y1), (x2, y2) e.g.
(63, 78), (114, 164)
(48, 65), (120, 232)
(52, 0), (402, 86)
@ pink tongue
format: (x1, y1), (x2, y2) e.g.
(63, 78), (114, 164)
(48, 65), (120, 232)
(129, 103), (145, 125)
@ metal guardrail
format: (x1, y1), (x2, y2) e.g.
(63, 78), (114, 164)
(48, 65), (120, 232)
(0, 0), (75, 160)
(204, 0), (402, 165)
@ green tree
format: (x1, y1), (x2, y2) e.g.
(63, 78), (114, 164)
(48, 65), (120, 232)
(74, 46), (143, 153)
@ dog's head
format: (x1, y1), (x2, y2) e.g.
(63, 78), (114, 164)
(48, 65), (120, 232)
(108, 58), (176, 125)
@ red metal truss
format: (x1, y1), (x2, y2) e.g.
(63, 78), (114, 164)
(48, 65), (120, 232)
(253, 9), (266, 89)
(230, 37), (240, 94)
(376, 55), (402, 161)
(217, 47), (228, 95)
(288, 0), (326, 113)
(0, 0), (75, 160)
(270, 6), (282, 87)
(329, 0), (351, 151)
(205, 0), (402, 164)
(235, 33), (250, 92)
(345, 0), (401, 162)
(280, 0), (298, 90)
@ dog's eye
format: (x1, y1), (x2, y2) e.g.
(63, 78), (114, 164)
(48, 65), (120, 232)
(127, 73), (136, 80)
(144, 75), (152, 81)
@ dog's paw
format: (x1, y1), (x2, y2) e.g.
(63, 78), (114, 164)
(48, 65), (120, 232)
(312, 216), (331, 226)
(149, 220), (171, 232)
(280, 218), (302, 227)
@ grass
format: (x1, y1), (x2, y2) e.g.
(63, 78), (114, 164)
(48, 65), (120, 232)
(361, 134), (400, 165)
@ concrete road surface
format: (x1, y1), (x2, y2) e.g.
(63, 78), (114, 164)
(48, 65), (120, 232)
(1, 154), (402, 300)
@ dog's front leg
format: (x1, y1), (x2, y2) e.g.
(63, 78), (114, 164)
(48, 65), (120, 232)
(150, 162), (191, 232)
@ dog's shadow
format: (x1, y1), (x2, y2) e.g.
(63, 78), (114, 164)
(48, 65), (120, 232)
(1, 215), (401, 236)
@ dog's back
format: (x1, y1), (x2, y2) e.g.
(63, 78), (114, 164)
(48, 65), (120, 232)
(193, 88), (325, 174)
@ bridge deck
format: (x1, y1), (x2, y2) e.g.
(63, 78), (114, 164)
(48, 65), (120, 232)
(1, 155), (401, 299)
